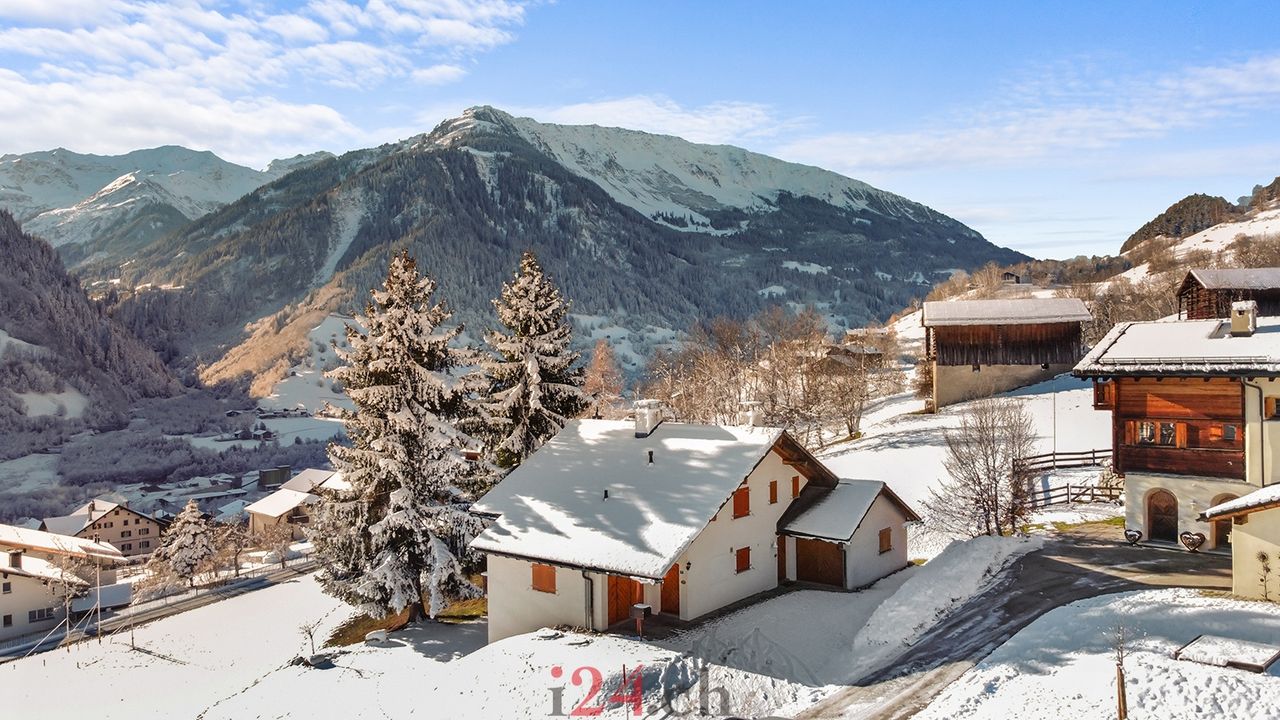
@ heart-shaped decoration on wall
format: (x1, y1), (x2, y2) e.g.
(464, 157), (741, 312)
(1179, 531), (1206, 552)
(1124, 529), (1142, 546)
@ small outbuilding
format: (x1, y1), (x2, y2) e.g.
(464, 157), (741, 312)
(1176, 268), (1280, 320)
(1201, 487), (1280, 601)
(922, 297), (1091, 408)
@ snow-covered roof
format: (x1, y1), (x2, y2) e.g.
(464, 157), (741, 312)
(470, 419), (820, 580)
(0, 523), (126, 563)
(281, 468), (337, 493)
(780, 480), (919, 542)
(1201, 485), (1280, 520)
(1075, 316), (1280, 377)
(1183, 267), (1280, 292)
(2, 553), (87, 586)
(244, 488), (317, 519)
(40, 498), (121, 536)
(921, 298), (1091, 327)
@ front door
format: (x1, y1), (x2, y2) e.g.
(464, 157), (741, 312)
(607, 575), (643, 626)
(660, 565), (680, 616)
(1147, 490), (1178, 542)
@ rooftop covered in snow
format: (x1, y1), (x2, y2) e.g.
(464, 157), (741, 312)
(921, 298), (1091, 327)
(470, 419), (835, 580)
(1180, 267), (1280, 292)
(1075, 315), (1280, 377)
(1200, 484), (1280, 521)
(245, 488), (318, 519)
(0, 523), (126, 563)
(780, 480), (920, 542)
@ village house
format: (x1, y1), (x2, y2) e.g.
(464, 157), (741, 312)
(1075, 301), (1279, 549)
(469, 402), (919, 643)
(0, 525), (125, 642)
(245, 469), (348, 540)
(922, 297), (1092, 409)
(39, 499), (166, 559)
(1200, 488), (1280, 600)
(1176, 267), (1280, 320)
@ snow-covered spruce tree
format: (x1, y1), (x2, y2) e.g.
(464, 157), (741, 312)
(155, 500), (216, 587)
(474, 251), (589, 469)
(312, 251), (483, 621)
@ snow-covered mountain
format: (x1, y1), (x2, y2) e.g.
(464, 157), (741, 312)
(0, 146), (332, 258)
(429, 107), (970, 236)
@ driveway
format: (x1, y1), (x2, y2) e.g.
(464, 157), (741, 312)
(798, 524), (1232, 719)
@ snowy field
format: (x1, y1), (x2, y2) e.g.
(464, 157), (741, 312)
(820, 374), (1112, 557)
(4, 535), (1040, 719)
(916, 588), (1280, 720)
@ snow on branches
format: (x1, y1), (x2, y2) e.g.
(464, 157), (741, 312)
(473, 251), (588, 469)
(313, 251), (483, 620)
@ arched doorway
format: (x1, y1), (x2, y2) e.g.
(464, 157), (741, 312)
(1211, 494), (1239, 549)
(1147, 490), (1178, 542)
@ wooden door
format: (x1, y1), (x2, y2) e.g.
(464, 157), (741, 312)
(777, 535), (787, 581)
(1147, 490), (1178, 542)
(794, 538), (844, 587)
(607, 575), (643, 626)
(660, 565), (680, 616)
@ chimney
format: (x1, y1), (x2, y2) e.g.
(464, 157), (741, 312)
(633, 399), (662, 438)
(739, 400), (764, 427)
(8, 551), (22, 569)
(1231, 300), (1258, 337)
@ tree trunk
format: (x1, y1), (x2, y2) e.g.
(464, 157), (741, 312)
(407, 600), (427, 624)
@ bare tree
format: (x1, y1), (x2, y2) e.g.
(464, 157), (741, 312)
(214, 522), (252, 579)
(924, 398), (1036, 537)
(1113, 624), (1130, 720)
(257, 522), (297, 570)
(583, 339), (625, 418)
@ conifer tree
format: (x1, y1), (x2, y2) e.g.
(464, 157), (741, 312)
(312, 251), (482, 621)
(155, 500), (215, 587)
(475, 251), (589, 468)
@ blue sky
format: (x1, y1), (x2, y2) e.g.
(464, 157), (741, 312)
(2, 1), (1279, 258)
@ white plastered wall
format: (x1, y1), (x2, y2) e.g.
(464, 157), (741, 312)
(1228, 508), (1280, 600)
(0, 571), (65, 642)
(1124, 472), (1252, 544)
(843, 494), (911, 589)
(484, 554), (607, 643)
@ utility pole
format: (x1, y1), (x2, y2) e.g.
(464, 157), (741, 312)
(93, 533), (102, 645)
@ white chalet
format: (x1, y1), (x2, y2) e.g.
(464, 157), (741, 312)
(0, 525), (125, 642)
(470, 407), (919, 643)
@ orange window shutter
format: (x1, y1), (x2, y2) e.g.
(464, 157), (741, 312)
(735, 547), (751, 573)
(791, 475), (801, 498)
(878, 528), (892, 553)
(531, 563), (556, 593)
(733, 487), (750, 518)
(769, 480), (778, 504)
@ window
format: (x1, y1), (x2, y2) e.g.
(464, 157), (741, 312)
(732, 487), (750, 518)
(791, 475), (801, 499)
(1223, 425), (1238, 442)
(139, 528), (150, 536)
(1, 581), (9, 594)
(1267, 397), (1280, 419)
(28, 608), (54, 623)
(2, 614), (10, 627)
(120, 530), (132, 538)
(121, 543), (132, 551)
(1136, 421), (1178, 447)
(769, 480), (778, 504)
(735, 547), (751, 574)
(878, 528), (893, 554)
(531, 563), (556, 593)
(140, 541), (150, 549)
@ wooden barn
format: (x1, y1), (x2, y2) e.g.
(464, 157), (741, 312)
(1176, 268), (1280, 320)
(922, 297), (1091, 409)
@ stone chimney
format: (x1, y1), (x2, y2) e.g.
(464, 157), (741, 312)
(739, 400), (764, 427)
(1231, 300), (1258, 337)
(633, 399), (663, 438)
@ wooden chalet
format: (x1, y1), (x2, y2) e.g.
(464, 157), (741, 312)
(921, 297), (1091, 408)
(1075, 302), (1280, 548)
(1176, 268), (1280, 320)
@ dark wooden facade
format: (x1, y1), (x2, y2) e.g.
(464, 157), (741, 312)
(927, 321), (1083, 367)
(1177, 280), (1280, 320)
(1094, 377), (1245, 480)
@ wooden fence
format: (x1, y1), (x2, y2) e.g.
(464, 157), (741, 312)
(1016, 448), (1109, 474)
(1016, 448), (1119, 510)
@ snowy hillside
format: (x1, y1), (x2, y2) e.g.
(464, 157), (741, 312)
(0, 146), (331, 249)
(433, 106), (980, 238)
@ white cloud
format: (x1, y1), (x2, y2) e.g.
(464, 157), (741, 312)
(411, 63), (467, 85)
(520, 95), (806, 146)
(773, 53), (1280, 176)
(0, 0), (531, 165)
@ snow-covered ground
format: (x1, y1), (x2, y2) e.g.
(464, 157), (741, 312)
(5, 533), (1038, 719)
(17, 388), (89, 419)
(820, 374), (1110, 557)
(0, 452), (59, 494)
(917, 588), (1280, 720)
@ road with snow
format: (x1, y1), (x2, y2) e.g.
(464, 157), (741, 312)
(799, 525), (1231, 719)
